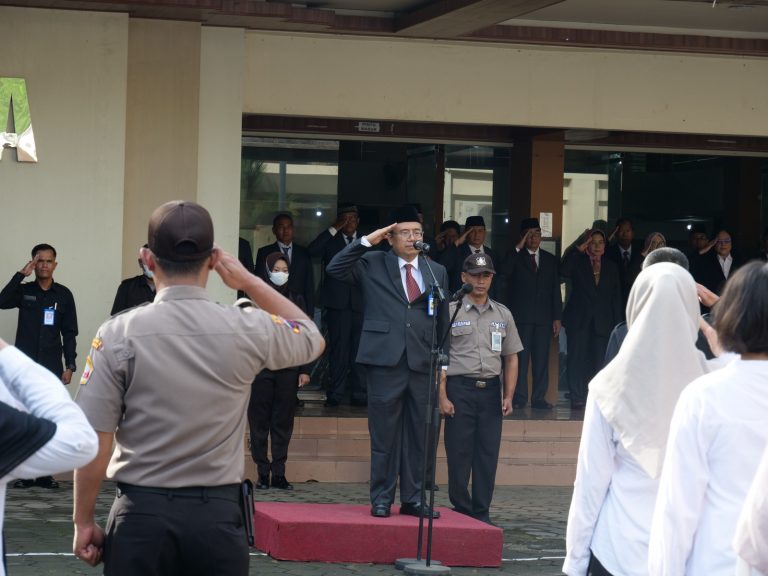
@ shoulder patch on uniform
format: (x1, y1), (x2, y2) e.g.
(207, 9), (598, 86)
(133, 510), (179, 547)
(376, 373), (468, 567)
(80, 355), (94, 386)
(91, 337), (103, 351)
(272, 314), (301, 334)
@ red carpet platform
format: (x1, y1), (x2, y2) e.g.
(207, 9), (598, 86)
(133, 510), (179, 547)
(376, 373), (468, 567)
(254, 502), (502, 567)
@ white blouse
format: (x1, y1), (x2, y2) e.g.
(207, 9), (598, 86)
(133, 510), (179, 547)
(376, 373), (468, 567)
(649, 358), (768, 576)
(0, 346), (98, 576)
(564, 396), (660, 576)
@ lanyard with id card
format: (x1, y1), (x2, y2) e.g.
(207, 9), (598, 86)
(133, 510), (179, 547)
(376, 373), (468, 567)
(43, 305), (56, 326)
(491, 327), (502, 352)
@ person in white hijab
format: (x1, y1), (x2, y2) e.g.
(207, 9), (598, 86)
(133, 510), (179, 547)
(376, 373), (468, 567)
(734, 442), (768, 576)
(564, 263), (709, 576)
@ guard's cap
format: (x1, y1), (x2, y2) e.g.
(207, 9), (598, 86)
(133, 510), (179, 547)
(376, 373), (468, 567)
(463, 252), (495, 274)
(520, 217), (540, 232)
(148, 201), (214, 262)
(388, 205), (420, 225)
(464, 215), (485, 229)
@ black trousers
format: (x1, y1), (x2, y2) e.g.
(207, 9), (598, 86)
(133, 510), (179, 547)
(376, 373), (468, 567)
(324, 307), (367, 403)
(443, 375), (502, 523)
(247, 369), (298, 477)
(565, 324), (609, 402)
(513, 323), (551, 404)
(365, 354), (428, 507)
(104, 484), (248, 576)
(588, 552), (615, 576)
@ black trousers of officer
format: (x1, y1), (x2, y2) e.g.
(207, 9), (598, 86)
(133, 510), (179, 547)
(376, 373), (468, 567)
(104, 484), (248, 576)
(565, 322), (609, 403)
(513, 323), (551, 405)
(444, 375), (502, 523)
(324, 307), (366, 404)
(248, 368), (298, 477)
(366, 353), (428, 508)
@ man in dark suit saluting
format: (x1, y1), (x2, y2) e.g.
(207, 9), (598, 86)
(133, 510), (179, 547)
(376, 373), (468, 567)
(503, 218), (562, 410)
(255, 213), (314, 318)
(308, 203), (366, 407)
(327, 205), (449, 519)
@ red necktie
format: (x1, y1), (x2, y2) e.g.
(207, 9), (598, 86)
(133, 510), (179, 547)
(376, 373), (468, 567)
(404, 264), (421, 302)
(530, 252), (537, 272)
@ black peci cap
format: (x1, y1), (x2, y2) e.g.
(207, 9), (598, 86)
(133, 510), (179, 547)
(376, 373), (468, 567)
(520, 217), (540, 232)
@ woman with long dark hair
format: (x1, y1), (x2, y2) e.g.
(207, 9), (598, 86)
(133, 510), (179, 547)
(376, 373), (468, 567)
(247, 252), (311, 491)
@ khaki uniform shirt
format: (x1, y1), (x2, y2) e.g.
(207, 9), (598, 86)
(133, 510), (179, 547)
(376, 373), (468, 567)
(75, 285), (323, 487)
(446, 296), (522, 379)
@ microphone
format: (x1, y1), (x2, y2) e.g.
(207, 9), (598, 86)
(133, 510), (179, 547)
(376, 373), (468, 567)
(451, 283), (473, 301)
(413, 240), (431, 253)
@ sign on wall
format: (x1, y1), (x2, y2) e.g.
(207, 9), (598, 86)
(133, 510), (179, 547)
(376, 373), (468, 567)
(1, 77), (38, 162)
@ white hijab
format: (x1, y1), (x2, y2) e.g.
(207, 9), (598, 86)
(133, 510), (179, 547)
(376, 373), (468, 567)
(589, 262), (709, 478)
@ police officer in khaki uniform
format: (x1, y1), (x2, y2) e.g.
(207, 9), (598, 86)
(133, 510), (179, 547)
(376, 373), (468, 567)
(439, 252), (522, 525)
(72, 201), (324, 576)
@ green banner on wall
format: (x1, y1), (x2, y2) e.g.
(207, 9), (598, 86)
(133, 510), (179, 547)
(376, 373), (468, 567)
(1, 77), (38, 162)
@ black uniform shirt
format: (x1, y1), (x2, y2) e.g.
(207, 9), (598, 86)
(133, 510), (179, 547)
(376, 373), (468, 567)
(110, 275), (155, 315)
(0, 272), (78, 375)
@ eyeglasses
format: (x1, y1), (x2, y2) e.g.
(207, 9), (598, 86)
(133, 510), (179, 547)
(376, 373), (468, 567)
(716, 239), (732, 244)
(394, 229), (424, 239)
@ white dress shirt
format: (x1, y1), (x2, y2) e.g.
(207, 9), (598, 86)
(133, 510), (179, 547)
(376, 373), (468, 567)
(0, 346), (98, 576)
(718, 254), (733, 278)
(397, 256), (425, 295)
(649, 358), (768, 576)
(277, 242), (292, 262)
(564, 396), (661, 576)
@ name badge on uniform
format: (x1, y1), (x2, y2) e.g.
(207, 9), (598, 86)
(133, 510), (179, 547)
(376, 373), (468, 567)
(491, 330), (502, 352)
(43, 307), (55, 326)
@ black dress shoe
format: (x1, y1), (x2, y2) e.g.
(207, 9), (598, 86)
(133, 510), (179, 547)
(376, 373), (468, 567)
(35, 476), (59, 489)
(531, 400), (554, 410)
(371, 504), (391, 518)
(271, 475), (293, 490)
(255, 475), (270, 489)
(425, 481), (440, 492)
(400, 502), (440, 519)
(12, 479), (34, 489)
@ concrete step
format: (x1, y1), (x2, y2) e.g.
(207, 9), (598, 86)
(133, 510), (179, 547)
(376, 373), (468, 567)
(244, 416), (582, 487)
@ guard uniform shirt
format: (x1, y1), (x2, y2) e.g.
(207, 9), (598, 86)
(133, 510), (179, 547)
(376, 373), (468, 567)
(0, 272), (78, 376)
(75, 285), (324, 487)
(447, 297), (522, 378)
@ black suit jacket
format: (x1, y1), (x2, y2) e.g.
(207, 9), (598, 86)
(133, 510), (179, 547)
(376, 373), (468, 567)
(255, 242), (315, 317)
(560, 252), (622, 337)
(503, 248), (562, 326)
(437, 243), (502, 301)
(606, 243), (643, 314)
(326, 240), (449, 373)
(308, 230), (363, 312)
(691, 250), (742, 297)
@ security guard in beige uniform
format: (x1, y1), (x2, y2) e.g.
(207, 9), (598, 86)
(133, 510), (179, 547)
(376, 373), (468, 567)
(72, 201), (324, 576)
(439, 252), (522, 525)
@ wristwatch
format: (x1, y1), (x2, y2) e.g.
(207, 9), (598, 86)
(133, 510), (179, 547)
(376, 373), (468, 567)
(66, 363), (76, 372)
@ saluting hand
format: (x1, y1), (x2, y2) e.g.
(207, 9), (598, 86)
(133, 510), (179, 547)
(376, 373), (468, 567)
(516, 228), (532, 251)
(365, 223), (397, 246)
(576, 229), (592, 253)
(214, 248), (258, 292)
(20, 255), (37, 277)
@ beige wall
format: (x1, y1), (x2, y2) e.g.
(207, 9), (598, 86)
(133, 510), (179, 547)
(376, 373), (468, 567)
(122, 19), (202, 278)
(243, 32), (768, 138)
(0, 8), (128, 379)
(197, 26), (246, 304)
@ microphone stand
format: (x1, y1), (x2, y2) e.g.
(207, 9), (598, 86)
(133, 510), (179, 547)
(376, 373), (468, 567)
(399, 248), (451, 576)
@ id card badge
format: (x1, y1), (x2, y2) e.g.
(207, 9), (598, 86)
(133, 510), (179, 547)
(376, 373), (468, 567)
(491, 330), (502, 352)
(43, 307), (55, 326)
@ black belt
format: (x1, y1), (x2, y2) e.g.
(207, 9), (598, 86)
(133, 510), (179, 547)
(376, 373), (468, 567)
(450, 375), (500, 389)
(116, 482), (241, 504)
